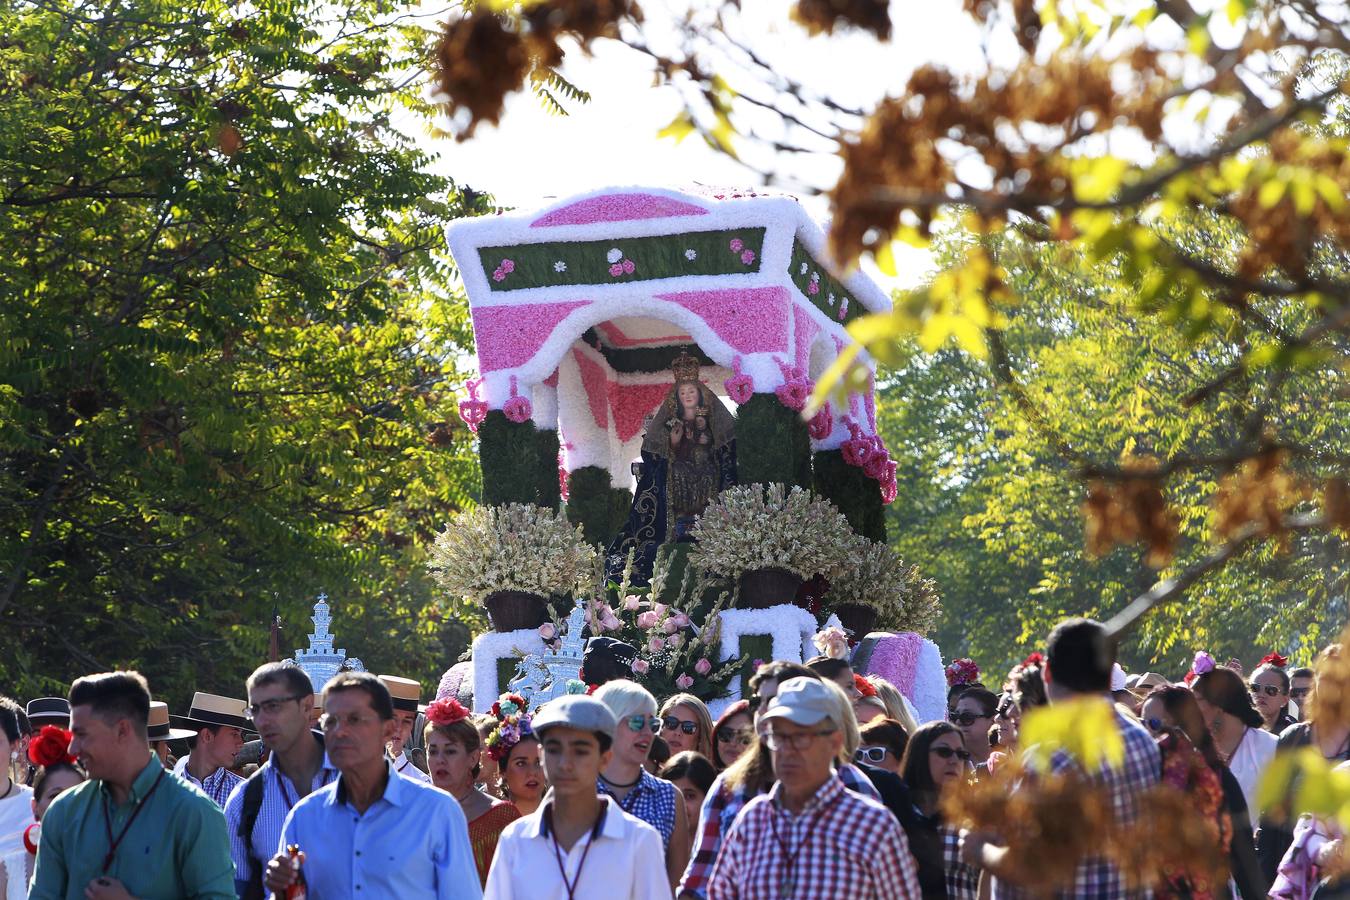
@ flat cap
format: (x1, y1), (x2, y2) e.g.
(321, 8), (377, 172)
(532, 695), (617, 742)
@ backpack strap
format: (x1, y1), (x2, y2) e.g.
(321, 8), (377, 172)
(237, 767), (268, 900)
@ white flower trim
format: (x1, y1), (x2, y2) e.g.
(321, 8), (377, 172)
(471, 629), (547, 713)
(707, 604), (820, 719)
(912, 639), (947, 723)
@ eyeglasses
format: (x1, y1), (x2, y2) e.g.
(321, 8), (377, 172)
(930, 746), (971, 762)
(625, 715), (662, 734)
(716, 729), (753, 747)
(762, 729), (836, 752)
(949, 711), (990, 727)
(1144, 717), (1166, 734)
(319, 712), (380, 733)
(662, 716), (698, 735)
(1248, 683), (1285, 698)
(855, 746), (889, 764)
(246, 695), (308, 720)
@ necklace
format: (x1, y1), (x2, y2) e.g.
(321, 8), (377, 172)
(600, 771), (640, 789)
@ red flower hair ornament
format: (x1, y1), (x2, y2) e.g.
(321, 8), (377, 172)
(854, 674), (878, 698)
(28, 725), (76, 767)
(1259, 652), (1289, 668)
(424, 698), (471, 727)
(1021, 652), (1044, 669)
(945, 658), (981, 687)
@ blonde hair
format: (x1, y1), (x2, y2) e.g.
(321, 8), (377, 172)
(816, 677), (862, 762)
(867, 675), (919, 736)
(658, 693), (715, 760)
(593, 679), (657, 721)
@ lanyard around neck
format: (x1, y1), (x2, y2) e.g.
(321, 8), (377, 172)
(102, 768), (166, 874)
(546, 799), (607, 900)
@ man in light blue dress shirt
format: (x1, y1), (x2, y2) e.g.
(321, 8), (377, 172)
(264, 671), (481, 900)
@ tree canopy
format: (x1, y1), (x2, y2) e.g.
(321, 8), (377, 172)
(0, 0), (486, 706)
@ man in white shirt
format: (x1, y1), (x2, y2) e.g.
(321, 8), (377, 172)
(486, 694), (671, 900)
(379, 674), (430, 782)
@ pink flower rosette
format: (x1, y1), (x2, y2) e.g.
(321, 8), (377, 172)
(723, 355), (754, 405)
(808, 403), (833, 440)
(502, 375), (533, 423)
(457, 378), (488, 434)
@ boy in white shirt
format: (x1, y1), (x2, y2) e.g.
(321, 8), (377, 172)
(485, 695), (671, 900)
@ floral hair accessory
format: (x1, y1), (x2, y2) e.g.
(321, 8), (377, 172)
(1021, 652), (1044, 668)
(945, 658), (980, 687)
(854, 674), (877, 698)
(28, 725), (76, 767)
(490, 693), (527, 720)
(812, 625), (850, 660)
(485, 710), (535, 762)
(1259, 652), (1289, 668)
(1191, 651), (1216, 677)
(424, 698), (471, 727)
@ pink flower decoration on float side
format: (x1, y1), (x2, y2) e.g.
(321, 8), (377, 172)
(675, 674), (695, 690)
(740, 250), (755, 265)
(729, 238), (744, 253)
(502, 375), (533, 423)
(808, 403), (833, 440)
(773, 357), (812, 412)
(723, 355), (755, 404)
(457, 378), (488, 433)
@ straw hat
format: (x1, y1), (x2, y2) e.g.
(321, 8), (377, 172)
(1129, 672), (1169, 701)
(379, 675), (421, 713)
(147, 701), (196, 742)
(176, 692), (250, 731)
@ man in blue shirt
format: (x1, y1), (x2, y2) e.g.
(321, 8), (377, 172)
(264, 671), (481, 900)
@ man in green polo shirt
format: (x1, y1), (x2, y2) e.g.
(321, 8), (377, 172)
(29, 671), (236, 900)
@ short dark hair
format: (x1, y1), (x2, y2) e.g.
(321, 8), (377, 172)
(747, 661), (817, 696)
(899, 721), (962, 803)
(247, 662), (315, 698)
(1045, 618), (1114, 694)
(1290, 666), (1314, 680)
(0, 697), (22, 743)
(1251, 663), (1290, 692)
(69, 672), (151, 737)
(859, 717), (909, 761)
(804, 656), (851, 681)
(954, 687), (999, 717)
(660, 750), (716, 794)
(321, 671), (393, 721)
(1193, 666), (1263, 729)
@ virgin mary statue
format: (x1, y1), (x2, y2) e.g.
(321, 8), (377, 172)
(606, 352), (736, 585)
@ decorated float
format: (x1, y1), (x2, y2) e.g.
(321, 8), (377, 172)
(433, 186), (948, 722)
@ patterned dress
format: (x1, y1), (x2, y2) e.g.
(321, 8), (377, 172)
(942, 823), (981, 900)
(598, 768), (679, 849)
(467, 798), (521, 886)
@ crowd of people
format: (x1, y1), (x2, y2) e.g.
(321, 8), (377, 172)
(0, 617), (1345, 899)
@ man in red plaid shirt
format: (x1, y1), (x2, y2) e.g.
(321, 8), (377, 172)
(706, 677), (921, 900)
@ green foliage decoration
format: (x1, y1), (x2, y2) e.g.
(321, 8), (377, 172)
(735, 393), (810, 488)
(811, 449), (886, 542)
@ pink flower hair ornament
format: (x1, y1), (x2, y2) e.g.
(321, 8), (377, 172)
(945, 657), (981, 687)
(424, 697), (472, 727)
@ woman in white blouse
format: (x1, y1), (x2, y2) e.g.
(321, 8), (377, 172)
(1192, 665), (1277, 823)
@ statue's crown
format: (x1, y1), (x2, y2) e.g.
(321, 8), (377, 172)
(670, 351), (700, 383)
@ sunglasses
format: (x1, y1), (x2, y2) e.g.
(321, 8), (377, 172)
(949, 711), (989, 727)
(1144, 717), (1166, 733)
(1290, 687), (1311, 700)
(1249, 683), (1285, 698)
(855, 747), (889, 764)
(625, 715), (663, 734)
(717, 729), (753, 747)
(662, 716), (698, 735)
(930, 746), (971, 762)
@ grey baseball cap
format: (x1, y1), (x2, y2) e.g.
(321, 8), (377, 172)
(532, 695), (618, 742)
(760, 677), (837, 727)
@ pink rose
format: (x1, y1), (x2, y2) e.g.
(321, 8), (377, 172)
(623, 594), (643, 611)
(694, 658), (712, 676)
(807, 281), (819, 295)
(492, 268), (506, 282)
(729, 238), (744, 252)
(740, 249), (755, 265)
(538, 623), (557, 640)
(663, 619), (679, 634)
(670, 612), (691, 628)
(636, 611), (659, 629)
(600, 610), (621, 632)
(500, 258), (515, 274)
(667, 634), (683, 648)
(609, 263), (624, 277)
(632, 659), (650, 675)
(648, 637), (665, 653)
(675, 674), (695, 690)
(622, 258), (635, 274)
(652, 602), (668, 620)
